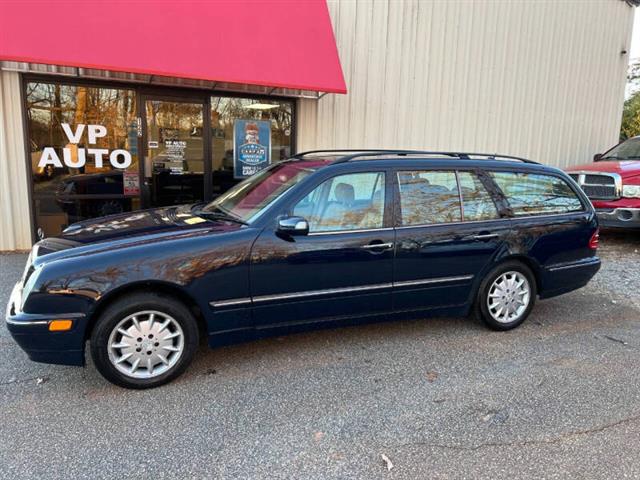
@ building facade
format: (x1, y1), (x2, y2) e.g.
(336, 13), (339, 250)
(0, 0), (635, 251)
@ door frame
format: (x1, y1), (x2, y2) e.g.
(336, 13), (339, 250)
(139, 91), (211, 209)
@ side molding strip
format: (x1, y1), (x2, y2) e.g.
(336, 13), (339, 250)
(546, 257), (600, 272)
(210, 297), (252, 308)
(252, 282), (393, 303)
(394, 275), (474, 288)
(210, 274), (474, 308)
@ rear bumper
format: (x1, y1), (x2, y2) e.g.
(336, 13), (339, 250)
(595, 208), (640, 229)
(540, 257), (601, 299)
(5, 282), (86, 366)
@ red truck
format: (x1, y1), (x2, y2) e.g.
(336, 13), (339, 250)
(566, 136), (640, 229)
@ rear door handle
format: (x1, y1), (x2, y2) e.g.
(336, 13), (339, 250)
(361, 242), (394, 250)
(472, 233), (499, 241)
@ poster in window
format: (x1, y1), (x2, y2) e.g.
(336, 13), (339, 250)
(123, 171), (140, 196)
(233, 119), (271, 179)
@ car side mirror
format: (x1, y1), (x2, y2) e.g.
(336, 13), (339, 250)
(277, 216), (309, 236)
(593, 153), (603, 162)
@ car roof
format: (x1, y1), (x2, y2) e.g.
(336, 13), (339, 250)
(289, 149), (561, 174)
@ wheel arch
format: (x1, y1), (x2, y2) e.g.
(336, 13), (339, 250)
(470, 254), (543, 306)
(85, 281), (206, 341)
(495, 254), (542, 293)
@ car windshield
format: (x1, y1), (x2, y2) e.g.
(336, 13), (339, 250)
(600, 137), (640, 161)
(200, 161), (324, 223)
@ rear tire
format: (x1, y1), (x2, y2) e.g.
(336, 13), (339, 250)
(475, 261), (537, 331)
(90, 292), (199, 389)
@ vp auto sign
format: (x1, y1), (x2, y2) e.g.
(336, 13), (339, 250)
(38, 123), (132, 169)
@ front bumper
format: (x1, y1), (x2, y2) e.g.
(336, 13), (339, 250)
(595, 208), (640, 229)
(5, 282), (86, 366)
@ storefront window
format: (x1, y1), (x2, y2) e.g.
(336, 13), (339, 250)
(24, 81), (296, 238)
(26, 81), (139, 237)
(145, 99), (205, 207)
(210, 97), (293, 196)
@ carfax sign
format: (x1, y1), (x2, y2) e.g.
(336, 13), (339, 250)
(233, 119), (271, 178)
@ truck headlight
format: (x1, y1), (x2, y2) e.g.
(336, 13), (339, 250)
(622, 185), (640, 198)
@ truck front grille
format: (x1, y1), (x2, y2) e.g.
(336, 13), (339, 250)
(568, 172), (621, 200)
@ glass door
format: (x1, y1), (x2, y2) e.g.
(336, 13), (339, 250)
(142, 96), (207, 208)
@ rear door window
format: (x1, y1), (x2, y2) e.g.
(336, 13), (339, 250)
(397, 171), (461, 225)
(489, 171), (584, 216)
(458, 171), (500, 221)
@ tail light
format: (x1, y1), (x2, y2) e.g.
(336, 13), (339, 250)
(588, 228), (600, 250)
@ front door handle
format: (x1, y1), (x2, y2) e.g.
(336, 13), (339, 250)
(361, 242), (394, 250)
(472, 233), (499, 241)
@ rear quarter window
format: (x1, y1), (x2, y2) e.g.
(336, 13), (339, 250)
(489, 171), (584, 216)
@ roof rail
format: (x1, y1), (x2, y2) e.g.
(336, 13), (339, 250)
(292, 149), (539, 165)
(291, 149), (425, 159)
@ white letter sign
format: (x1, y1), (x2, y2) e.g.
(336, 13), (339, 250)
(38, 147), (63, 168)
(110, 149), (132, 168)
(61, 123), (85, 144)
(37, 124), (133, 170)
(87, 125), (107, 144)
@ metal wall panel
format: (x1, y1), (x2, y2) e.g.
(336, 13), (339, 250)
(298, 0), (635, 168)
(0, 70), (32, 251)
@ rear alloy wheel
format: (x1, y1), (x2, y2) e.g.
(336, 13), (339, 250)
(91, 293), (198, 389)
(476, 262), (537, 330)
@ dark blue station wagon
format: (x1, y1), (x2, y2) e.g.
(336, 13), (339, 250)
(6, 150), (601, 388)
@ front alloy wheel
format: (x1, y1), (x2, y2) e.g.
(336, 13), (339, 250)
(107, 310), (185, 379)
(91, 293), (198, 389)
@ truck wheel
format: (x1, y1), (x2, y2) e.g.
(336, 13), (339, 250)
(476, 261), (537, 331)
(90, 292), (199, 389)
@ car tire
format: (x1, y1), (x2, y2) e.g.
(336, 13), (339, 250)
(90, 292), (199, 389)
(475, 261), (537, 331)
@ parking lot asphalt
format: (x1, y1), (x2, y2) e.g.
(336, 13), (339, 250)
(1, 233), (640, 479)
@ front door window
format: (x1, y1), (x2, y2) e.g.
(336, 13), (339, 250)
(144, 99), (205, 207)
(292, 172), (386, 232)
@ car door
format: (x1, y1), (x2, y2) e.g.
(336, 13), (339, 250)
(250, 169), (395, 327)
(392, 168), (511, 311)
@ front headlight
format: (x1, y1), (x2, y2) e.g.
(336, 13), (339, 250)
(622, 184), (640, 198)
(21, 263), (43, 310)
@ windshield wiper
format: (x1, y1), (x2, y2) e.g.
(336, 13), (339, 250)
(192, 210), (248, 225)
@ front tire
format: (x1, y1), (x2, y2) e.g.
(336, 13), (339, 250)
(476, 261), (537, 331)
(90, 292), (199, 389)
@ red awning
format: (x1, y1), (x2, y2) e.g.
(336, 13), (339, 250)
(0, 0), (346, 94)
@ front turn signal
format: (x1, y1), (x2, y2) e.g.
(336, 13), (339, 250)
(48, 319), (73, 331)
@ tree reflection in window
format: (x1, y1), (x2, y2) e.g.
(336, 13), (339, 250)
(397, 171), (461, 225)
(490, 172), (583, 216)
(458, 172), (500, 221)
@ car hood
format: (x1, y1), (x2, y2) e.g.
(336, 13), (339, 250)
(30, 205), (244, 266)
(566, 161), (640, 178)
(58, 205), (238, 243)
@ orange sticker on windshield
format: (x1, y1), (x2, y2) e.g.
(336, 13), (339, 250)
(184, 217), (207, 225)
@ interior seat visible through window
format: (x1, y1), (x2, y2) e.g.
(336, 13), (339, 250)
(292, 172), (386, 232)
